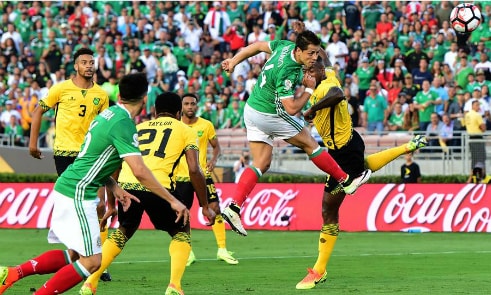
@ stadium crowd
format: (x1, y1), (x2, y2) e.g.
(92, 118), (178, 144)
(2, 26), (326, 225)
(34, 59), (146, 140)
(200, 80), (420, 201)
(0, 1), (491, 151)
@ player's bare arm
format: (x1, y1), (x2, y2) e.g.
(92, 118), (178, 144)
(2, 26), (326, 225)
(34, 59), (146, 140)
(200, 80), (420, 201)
(104, 176), (139, 212)
(222, 41), (272, 74)
(281, 73), (316, 116)
(29, 104), (50, 159)
(124, 154), (189, 225)
(185, 148), (216, 226)
(206, 137), (221, 173)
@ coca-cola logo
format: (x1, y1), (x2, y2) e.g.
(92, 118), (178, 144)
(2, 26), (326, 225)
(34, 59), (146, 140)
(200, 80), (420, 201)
(0, 186), (54, 227)
(196, 188), (297, 227)
(367, 184), (491, 232)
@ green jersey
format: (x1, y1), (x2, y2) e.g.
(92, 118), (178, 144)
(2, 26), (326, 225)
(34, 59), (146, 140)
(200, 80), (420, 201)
(54, 105), (141, 200)
(248, 40), (302, 114)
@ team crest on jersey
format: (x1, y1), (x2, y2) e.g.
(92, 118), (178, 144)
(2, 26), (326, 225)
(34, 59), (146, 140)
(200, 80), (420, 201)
(132, 134), (139, 148)
(93, 97), (100, 105)
(284, 79), (292, 91)
(197, 130), (204, 137)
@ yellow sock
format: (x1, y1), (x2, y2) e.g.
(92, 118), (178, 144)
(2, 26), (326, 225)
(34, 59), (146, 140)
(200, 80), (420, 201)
(212, 215), (226, 249)
(100, 226), (108, 244)
(365, 145), (408, 172)
(85, 229), (127, 290)
(169, 232), (191, 290)
(313, 224), (339, 274)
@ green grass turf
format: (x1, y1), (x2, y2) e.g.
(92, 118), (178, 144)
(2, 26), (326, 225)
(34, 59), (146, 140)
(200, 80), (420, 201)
(0, 229), (490, 294)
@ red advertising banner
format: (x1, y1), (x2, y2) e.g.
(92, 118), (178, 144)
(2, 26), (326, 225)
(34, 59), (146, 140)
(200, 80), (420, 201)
(1, 183), (490, 232)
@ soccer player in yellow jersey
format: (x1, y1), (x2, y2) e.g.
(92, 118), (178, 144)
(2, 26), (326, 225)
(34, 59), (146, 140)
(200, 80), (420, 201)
(176, 93), (238, 266)
(28, 48), (114, 282)
(295, 57), (428, 290)
(80, 92), (216, 295)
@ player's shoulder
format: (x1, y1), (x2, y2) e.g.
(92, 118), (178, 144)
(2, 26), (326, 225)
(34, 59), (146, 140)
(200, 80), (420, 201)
(92, 83), (110, 96)
(197, 117), (215, 129)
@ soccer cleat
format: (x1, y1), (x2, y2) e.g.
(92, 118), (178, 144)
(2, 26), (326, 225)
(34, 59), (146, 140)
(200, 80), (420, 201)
(165, 284), (184, 295)
(0, 266), (19, 294)
(406, 135), (428, 152)
(221, 203), (248, 236)
(342, 169), (372, 195)
(295, 268), (328, 290)
(186, 250), (196, 267)
(217, 248), (239, 265)
(100, 269), (112, 282)
(79, 282), (97, 295)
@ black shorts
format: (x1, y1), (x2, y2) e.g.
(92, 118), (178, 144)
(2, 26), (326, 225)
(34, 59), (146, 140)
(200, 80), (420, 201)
(118, 189), (191, 232)
(324, 130), (365, 193)
(174, 178), (219, 209)
(54, 156), (76, 176)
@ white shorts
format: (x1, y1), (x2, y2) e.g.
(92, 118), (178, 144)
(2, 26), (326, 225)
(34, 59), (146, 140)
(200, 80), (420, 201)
(48, 190), (101, 257)
(244, 104), (305, 146)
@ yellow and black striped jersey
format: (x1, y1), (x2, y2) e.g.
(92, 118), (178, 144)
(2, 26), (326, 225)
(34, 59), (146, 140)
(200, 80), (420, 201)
(175, 117), (217, 181)
(118, 116), (198, 191)
(39, 79), (109, 156)
(310, 68), (352, 150)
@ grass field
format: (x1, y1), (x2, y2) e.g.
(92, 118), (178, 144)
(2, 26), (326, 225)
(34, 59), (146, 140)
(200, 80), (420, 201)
(0, 229), (490, 295)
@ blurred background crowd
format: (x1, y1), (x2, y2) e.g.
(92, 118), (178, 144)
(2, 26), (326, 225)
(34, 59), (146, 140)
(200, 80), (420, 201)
(1, 1), (491, 150)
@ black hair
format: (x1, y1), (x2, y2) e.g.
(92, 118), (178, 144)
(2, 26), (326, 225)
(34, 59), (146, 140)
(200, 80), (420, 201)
(155, 92), (182, 115)
(295, 30), (321, 50)
(73, 48), (94, 62)
(182, 92), (199, 102)
(119, 73), (148, 102)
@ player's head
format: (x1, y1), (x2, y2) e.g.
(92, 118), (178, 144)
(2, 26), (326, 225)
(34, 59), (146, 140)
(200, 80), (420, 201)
(295, 30), (321, 68)
(73, 48), (95, 80)
(305, 56), (326, 86)
(119, 73), (148, 115)
(181, 93), (199, 120)
(155, 92), (182, 119)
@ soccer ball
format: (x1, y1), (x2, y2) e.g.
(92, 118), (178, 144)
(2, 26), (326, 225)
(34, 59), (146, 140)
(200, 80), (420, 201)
(450, 3), (481, 33)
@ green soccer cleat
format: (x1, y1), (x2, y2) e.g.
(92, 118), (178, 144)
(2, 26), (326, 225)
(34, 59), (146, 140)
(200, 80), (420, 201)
(217, 248), (239, 265)
(0, 266), (18, 295)
(165, 284), (184, 295)
(342, 169), (372, 195)
(221, 203), (247, 236)
(186, 250), (196, 267)
(406, 135), (428, 152)
(295, 268), (328, 290)
(79, 282), (96, 295)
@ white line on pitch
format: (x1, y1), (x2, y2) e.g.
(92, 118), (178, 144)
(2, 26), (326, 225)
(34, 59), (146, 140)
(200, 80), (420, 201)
(112, 250), (491, 264)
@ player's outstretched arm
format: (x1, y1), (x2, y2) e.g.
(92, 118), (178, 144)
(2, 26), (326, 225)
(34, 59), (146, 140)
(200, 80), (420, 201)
(124, 154), (189, 224)
(185, 148), (216, 226)
(222, 41), (271, 74)
(104, 176), (140, 212)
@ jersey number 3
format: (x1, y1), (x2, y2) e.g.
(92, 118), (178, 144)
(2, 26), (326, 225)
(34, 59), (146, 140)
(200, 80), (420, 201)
(138, 128), (172, 158)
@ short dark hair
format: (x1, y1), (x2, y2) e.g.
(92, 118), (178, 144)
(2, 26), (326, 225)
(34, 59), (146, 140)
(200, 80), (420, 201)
(155, 92), (182, 115)
(119, 73), (148, 102)
(73, 48), (94, 62)
(182, 92), (199, 102)
(295, 30), (321, 50)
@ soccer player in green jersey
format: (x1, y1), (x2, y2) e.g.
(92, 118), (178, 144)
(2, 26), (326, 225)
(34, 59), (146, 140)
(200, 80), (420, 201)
(295, 57), (427, 290)
(221, 30), (371, 236)
(176, 93), (238, 266)
(80, 92), (216, 295)
(0, 73), (189, 295)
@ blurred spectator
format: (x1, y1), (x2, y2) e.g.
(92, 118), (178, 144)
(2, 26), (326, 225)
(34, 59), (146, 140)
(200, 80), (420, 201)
(344, 87), (360, 127)
(387, 101), (406, 131)
(353, 57), (374, 104)
(401, 152), (421, 183)
(362, 84), (388, 133)
(204, 1), (231, 51)
(424, 112), (443, 152)
(4, 115), (25, 146)
(465, 99), (486, 168)
(0, 100), (21, 132)
(406, 41), (429, 74)
(247, 23), (267, 44)
(326, 33), (348, 70)
(414, 80), (440, 131)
